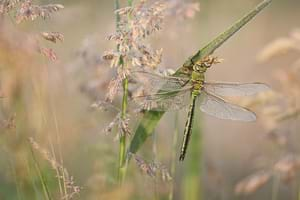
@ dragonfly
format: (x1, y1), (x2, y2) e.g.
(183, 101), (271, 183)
(131, 56), (270, 161)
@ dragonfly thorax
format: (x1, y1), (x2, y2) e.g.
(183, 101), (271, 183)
(191, 71), (204, 94)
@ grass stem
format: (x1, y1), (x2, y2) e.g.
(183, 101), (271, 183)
(118, 77), (128, 183)
(183, 112), (202, 200)
(116, 0), (132, 184)
(29, 146), (52, 200)
(169, 113), (179, 200)
(271, 174), (281, 200)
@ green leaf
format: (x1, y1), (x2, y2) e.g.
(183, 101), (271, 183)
(128, 0), (272, 156)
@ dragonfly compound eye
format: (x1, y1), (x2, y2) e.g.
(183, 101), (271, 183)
(193, 65), (200, 72)
(204, 63), (211, 68)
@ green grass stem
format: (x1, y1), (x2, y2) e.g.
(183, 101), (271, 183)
(183, 112), (202, 200)
(169, 113), (179, 200)
(117, 0), (133, 184)
(29, 146), (52, 200)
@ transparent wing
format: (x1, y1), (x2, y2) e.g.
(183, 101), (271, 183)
(204, 82), (270, 96)
(130, 70), (190, 93)
(199, 91), (256, 121)
(133, 87), (192, 111)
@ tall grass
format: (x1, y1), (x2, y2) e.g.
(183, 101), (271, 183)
(115, 0), (133, 184)
(29, 146), (52, 200)
(169, 113), (179, 200)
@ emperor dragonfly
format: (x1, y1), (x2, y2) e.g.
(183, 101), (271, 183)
(132, 56), (270, 161)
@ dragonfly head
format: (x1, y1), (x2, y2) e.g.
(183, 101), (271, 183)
(193, 63), (209, 73)
(193, 56), (223, 73)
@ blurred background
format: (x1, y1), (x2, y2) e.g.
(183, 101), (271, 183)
(0, 0), (299, 199)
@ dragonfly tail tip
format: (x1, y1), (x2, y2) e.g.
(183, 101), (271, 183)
(179, 155), (185, 161)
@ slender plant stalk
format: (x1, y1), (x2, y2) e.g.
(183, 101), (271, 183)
(49, 102), (68, 198)
(117, 0), (133, 184)
(9, 158), (23, 200)
(271, 174), (281, 200)
(115, 0), (124, 183)
(183, 112), (202, 200)
(298, 185), (300, 200)
(49, 138), (64, 197)
(29, 146), (52, 200)
(169, 113), (179, 200)
(26, 158), (42, 200)
(118, 76), (128, 183)
(40, 36), (67, 198)
(152, 130), (158, 200)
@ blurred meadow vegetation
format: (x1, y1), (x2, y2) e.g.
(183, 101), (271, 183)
(0, 0), (300, 200)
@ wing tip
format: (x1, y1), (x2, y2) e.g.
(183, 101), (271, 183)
(262, 83), (272, 91)
(247, 113), (257, 122)
(241, 110), (257, 122)
(254, 82), (272, 92)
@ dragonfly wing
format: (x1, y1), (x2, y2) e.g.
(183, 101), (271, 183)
(199, 91), (256, 121)
(130, 70), (190, 93)
(133, 87), (192, 111)
(204, 82), (270, 96)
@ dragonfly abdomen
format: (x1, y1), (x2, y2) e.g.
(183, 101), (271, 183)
(179, 93), (197, 161)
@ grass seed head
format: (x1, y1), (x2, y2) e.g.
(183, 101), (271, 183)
(132, 154), (172, 181)
(41, 32), (64, 43)
(16, 1), (64, 23)
(235, 171), (271, 195)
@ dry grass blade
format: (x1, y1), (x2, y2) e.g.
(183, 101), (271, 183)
(29, 138), (81, 200)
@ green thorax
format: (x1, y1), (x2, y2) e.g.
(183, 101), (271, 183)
(191, 71), (204, 93)
(190, 55), (221, 95)
(190, 61), (209, 95)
